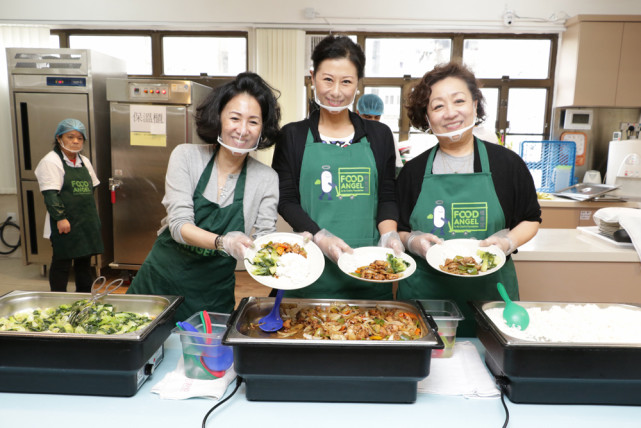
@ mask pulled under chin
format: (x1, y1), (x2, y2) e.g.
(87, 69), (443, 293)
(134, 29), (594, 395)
(60, 142), (82, 153)
(313, 88), (357, 113)
(217, 136), (259, 155)
(427, 117), (476, 142)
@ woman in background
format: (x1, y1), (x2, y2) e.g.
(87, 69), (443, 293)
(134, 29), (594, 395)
(35, 118), (102, 292)
(127, 72), (281, 321)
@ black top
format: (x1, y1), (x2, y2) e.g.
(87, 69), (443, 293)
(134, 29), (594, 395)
(396, 139), (542, 233)
(272, 109), (399, 235)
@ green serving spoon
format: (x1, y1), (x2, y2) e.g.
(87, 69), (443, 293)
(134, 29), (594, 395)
(497, 282), (530, 330)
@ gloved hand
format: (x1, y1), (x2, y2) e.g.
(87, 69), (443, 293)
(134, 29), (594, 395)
(405, 231), (443, 259)
(378, 231), (405, 255)
(222, 231), (254, 261)
(297, 231), (314, 244)
(313, 229), (352, 263)
(479, 229), (516, 255)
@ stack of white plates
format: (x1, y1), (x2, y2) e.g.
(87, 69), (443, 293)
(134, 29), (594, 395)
(598, 221), (620, 238)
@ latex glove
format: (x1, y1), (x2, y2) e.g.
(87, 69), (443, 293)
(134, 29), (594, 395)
(222, 231), (254, 261)
(406, 231), (443, 259)
(313, 229), (352, 263)
(378, 231), (405, 255)
(479, 229), (516, 255)
(297, 231), (314, 244)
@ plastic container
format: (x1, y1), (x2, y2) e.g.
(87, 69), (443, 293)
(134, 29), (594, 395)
(418, 300), (464, 358)
(519, 140), (576, 192)
(172, 312), (233, 380)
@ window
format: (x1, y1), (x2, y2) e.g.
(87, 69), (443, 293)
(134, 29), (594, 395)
(69, 35), (152, 75)
(53, 30), (248, 84)
(163, 36), (246, 76)
(365, 38), (451, 78)
(463, 39), (552, 79)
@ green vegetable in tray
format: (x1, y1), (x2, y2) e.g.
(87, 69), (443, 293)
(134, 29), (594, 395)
(476, 249), (498, 272)
(387, 253), (410, 274)
(0, 300), (153, 335)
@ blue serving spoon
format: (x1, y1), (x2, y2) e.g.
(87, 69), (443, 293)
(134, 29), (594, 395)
(258, 289), (285, 332)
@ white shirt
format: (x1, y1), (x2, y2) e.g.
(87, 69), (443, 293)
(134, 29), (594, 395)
(34, 150), (100, 238)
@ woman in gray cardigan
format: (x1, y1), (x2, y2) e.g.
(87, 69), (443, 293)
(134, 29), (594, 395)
(128, 72), (281, 321)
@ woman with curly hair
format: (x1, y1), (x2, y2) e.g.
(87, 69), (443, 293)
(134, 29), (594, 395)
(397, 62), (541, 336)
(128, 72), (281, 320)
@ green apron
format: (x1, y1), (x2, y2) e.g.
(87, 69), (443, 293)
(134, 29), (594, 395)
(49, 147), (103, 260)
(128, 151), (246, 321)
(286, 129), (391, 300)
(397, 138), (519, 336)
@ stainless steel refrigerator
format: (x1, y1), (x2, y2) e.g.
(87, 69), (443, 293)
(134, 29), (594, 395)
(106, 79), (212, 270)
(6, 48), (126, 270)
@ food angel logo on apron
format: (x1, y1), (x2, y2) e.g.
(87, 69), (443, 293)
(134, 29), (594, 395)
(315, 165), (372, 201)
(426, 200), (489, 237)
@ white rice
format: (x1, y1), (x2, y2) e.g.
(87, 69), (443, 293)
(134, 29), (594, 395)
(275, 253), (309, 282)
(485, 304), (641, 343)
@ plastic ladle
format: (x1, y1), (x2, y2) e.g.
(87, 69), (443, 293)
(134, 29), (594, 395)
(497, 282), (530, 330)
(258, 289), (284, 332)
(175, 321), (226, 378)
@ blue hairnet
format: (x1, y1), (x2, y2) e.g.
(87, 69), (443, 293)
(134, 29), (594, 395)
(357, 94), (384, 116)
(54, 118), (87, 141)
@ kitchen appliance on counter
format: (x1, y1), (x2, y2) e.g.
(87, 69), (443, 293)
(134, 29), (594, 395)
(472, 301), (641, 405)
(0, 291), (182, 396)
(223, 297), (443, 403)
(605, 138), (641, 201)
(6, 48), (126, 269)
(106, 79), (212, 270)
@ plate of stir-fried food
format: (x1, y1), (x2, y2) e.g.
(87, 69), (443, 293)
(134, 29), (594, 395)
(337, 246), (416, 283)
(426, 239), (505, 277)
(271, 303), (425, 341)
(244, 232), (324, 290)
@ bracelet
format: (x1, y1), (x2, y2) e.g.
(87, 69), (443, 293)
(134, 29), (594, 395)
(215, 234), (225, 251)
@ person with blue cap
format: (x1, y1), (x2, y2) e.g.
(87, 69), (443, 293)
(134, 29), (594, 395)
(34, 118), (103, 292)
(356, 93), (384, 121)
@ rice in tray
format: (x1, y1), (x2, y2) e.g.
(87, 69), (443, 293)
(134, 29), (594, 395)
(275, 252), (309, 281)
(485, 304), (641, 343)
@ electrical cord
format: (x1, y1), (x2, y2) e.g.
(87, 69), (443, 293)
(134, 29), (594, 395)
(0, 216), (20, 255)
(495, 376), (510, 427)
(201, 376), (243, 428)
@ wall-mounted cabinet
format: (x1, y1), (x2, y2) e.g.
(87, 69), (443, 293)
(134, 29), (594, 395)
(555, 15), (641, 108)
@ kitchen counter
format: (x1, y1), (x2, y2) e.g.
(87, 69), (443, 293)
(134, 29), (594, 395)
(513, 228), (641, 303)
(538, 197), (641, 228)
(2, 334), (641, 428)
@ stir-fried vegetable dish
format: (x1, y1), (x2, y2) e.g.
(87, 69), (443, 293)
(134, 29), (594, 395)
(255, 303), (424, 341)
(0, 300), (154, 334)
(351, 253), (410, 281)
(247, 241), (308, 277)
(439, 250), (498, 276)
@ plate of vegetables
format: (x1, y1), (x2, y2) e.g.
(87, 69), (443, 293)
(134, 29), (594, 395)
(426, 239), (505, 277)
(337, 246), (416, 283)
(244, 232), (325, 290)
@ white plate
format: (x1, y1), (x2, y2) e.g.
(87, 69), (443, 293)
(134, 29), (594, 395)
(244, 232), (325, 290)
(337, 246), (416, 283)
(426, 239), (506, 277)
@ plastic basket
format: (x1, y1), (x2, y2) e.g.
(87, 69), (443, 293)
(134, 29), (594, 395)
(519, 141), (576, 192)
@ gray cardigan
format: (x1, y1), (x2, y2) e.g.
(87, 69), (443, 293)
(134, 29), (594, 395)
(159, 143), (278, 243)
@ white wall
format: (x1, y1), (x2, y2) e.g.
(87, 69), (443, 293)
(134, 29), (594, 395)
(3, 0), (641, 32)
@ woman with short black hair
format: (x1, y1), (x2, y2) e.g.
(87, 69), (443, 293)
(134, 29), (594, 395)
(128, 72), (281, 320)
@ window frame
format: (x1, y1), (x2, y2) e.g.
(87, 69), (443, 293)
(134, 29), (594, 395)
(52, 29), (248, 88)
(304, 32), (558, 144)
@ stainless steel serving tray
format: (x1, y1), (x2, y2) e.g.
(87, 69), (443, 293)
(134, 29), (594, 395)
(225, 296), (440, 347)
(475, 301), (641, 348)
(0, 290), (182, 340)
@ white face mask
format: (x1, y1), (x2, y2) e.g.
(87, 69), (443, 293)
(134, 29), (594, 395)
(427, 116), (476, 142)
(217, 133), (260, 155)
(59, 139), (82, 154)
(313, 87), (358, 113)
